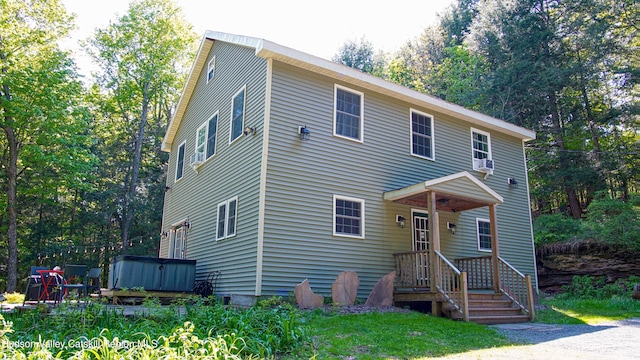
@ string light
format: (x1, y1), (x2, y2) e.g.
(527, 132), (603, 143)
(36, 234), (158, 262)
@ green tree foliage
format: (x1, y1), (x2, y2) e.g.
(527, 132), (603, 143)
(389, 0), (638, 220)
(582, 194), (640, 250)
(0, 0), (95, 291)
(332, 36), (386, 76)
(84, 0), (197, 249)
(533, 213), (582, 246)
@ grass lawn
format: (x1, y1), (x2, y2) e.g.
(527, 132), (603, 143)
(291, 309), (512, 360)
(535, 296), (640, 325)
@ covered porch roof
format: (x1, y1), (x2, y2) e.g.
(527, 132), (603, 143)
(383, 171), (503, 212)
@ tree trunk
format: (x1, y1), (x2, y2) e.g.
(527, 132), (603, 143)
(549, 91), (582, 219)
(121, 94), (150, 249)
(3, 124), (19, 292)
(1, 37), (19, 290)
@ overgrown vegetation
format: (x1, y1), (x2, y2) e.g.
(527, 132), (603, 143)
(2, 296), (307, 358)
(3, 283), (640, 358)
(536, 275), (640, 324)
(1, 298), (517, 359)
(533, 195), (640, 250)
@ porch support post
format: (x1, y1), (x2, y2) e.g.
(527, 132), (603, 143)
(428, 191), (440, 316)
(430, 192), (440, 253)
(489, 203), (501, 293)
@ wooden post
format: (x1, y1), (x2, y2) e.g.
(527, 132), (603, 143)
(489, 204), (501, 293)
(461, 272), (469, 322)
(526, 274), (536, 321)
(428, 191), (440, 293)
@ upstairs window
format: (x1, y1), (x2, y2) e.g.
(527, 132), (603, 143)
(207, 56), (216, 83)
(217, 196), (238, 240)
(206, 113), (218, 159)
(471, 128), (493, 172)
(333, 195), (365, 238)
(477, 218), (492, 252)
(334, 85), (363, 142)
(411, 109), (435, 160)
(196, 123), (207, 156)
(175, 142), (185, 181)
(230, 87), (246, 143)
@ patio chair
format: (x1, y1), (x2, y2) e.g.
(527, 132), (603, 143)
(86, 267), (102, 298)
(59, 264), (88, 301)
(22, 266), (49, 305)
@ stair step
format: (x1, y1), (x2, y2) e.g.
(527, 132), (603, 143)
(469, 308), (523, 316)
(467, 293), (505, 301)
(468, 299), (513, 308)
(469, 314), (530, 325)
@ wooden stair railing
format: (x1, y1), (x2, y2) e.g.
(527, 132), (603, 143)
(498, 256), (535, 320)
(455, 256), (493, 290)
(394, 250), (430, 288)
(434, 250), (468, 322)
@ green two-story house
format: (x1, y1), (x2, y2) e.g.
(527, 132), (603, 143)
(159, 31), (538, 322)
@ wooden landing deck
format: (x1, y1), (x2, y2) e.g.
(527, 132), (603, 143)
(101, 289), (194, 305)
(393, 288), (440, 302)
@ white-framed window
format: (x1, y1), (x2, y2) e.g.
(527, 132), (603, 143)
(195, 122), (207, 156)
(175, 141), (186, 181)
(230, 86), (246, 143)
(334, 85), (364, 142)
(207, 56), (216, 83)
(411, 109), (435, 160)
(206, 112), (218, 159)
(471, 128), (492, 170)
(333, 195), (365, 238)
(477, 218), (492, 252)
(216, 196), (238, 240)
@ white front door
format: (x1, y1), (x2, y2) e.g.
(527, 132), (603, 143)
(413, 211), (429, 251)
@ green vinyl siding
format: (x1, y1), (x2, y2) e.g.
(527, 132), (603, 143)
(162, 39), (537, 300)
(260, 61), (537, 297)
(161, 41), (268, 296)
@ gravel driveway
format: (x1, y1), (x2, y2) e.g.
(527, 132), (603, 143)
(432, 318), (640, 359)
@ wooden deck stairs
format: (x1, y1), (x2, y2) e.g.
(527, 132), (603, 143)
(443, 292), (530, 324)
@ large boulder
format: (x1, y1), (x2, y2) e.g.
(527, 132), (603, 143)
(331, 271), (359, 306)
(294, 279), (324, 309)
(365, 271), (396, 307)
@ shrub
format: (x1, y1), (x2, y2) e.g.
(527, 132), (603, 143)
(533, 213), (582, 246)
(583, 195), (640, 250)
(558, 275), (640, 300)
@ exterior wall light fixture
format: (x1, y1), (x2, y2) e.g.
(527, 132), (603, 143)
(447, 222), (457, 234)
(298, 125), (311, 141)
(396, 215), (406, 228)
(243, 126), (256, 136)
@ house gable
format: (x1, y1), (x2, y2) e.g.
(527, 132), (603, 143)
(163, 31), (535, 153)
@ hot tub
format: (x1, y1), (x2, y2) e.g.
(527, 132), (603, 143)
(107, 255), (196, 292)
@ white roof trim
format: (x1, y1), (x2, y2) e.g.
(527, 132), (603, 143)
(162, 31), (536, 152)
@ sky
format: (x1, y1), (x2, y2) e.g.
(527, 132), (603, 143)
(62, 0), (454, 77)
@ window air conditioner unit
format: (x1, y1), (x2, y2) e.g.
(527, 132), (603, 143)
(189, 151), (205, 169)
(479, 158), (494, 172)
